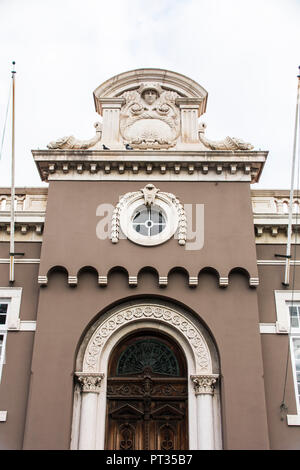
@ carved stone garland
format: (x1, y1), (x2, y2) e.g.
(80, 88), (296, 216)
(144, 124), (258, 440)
(111, 190), (140, 243)
(111, 184), (187, 246)
(83, 304), (212, 374)
(159, 191), (187, 246)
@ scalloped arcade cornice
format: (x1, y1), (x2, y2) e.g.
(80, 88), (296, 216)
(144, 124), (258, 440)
(93, 68), (208, 116)
(32, 149), (268, 183)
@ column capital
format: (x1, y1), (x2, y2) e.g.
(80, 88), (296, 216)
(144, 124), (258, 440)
(190, 374), (219, 396)
(75, 372), (104, 393)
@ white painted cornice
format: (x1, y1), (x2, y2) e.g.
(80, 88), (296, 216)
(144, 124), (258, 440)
(32, 149), (267, 183)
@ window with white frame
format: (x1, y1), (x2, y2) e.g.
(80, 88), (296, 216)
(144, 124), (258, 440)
(287, 302), (300, 413)
(287, 301), (300, 413)
(291, 337), (300, 410)
(288, 304), (300, 331)
(0, 301), (9, 326)
(0, 300), (10, 381)
(0, 288), (22, 382)
(274, 292), (300, 424)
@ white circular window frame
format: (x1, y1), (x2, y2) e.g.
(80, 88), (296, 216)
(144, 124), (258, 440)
(119, 194), (179, 246)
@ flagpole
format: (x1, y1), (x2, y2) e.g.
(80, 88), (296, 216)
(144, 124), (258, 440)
(284, 66), (300, 286)
(9, 61), (16, 283)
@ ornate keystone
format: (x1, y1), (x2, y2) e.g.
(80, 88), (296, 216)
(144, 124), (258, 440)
(191, 374), (218, 396)
(76, 373), (104, 393)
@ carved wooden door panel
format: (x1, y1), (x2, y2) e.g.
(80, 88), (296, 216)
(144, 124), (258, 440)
(105, 335), (188, 450)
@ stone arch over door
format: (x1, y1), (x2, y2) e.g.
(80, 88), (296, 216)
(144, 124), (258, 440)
(71, 299), (222, 450)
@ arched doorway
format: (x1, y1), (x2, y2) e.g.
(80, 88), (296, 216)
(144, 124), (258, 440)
(72, 300), (222, 450)
(105, 332), (188, 450)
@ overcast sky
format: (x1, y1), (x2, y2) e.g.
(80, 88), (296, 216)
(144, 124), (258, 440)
(0, 0), (299, 188)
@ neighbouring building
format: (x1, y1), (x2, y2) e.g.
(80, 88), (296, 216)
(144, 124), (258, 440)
(0, 68), (300, 450)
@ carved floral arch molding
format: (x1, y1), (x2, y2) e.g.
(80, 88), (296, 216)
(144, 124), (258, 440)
(78, 302), (215, 375)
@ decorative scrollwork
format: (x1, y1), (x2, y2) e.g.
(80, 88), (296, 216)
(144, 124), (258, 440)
(160, 424), (175, 450)
(119, 423), (135, 450)
(198, 123), (254, 150)
(47, 122), (102, 150)
(151, 384), (187, 397)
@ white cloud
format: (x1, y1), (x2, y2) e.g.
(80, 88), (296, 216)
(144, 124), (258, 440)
(0, 0), (299, 188)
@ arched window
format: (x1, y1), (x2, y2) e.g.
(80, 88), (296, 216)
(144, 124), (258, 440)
(116, 339), (180, 376)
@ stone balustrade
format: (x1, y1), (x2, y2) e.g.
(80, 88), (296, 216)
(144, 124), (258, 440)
(0, 188), (47, 241)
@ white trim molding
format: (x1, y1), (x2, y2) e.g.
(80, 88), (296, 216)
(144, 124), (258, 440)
(0, 411), (7, 422)
(287, 415), (300, 426)
(259, 323), (277, 334)
(273, 290), (300, 334)
(0, 287), (22, 330)
(19, 321), (36, 331)
(258, 260), (300, 266)
(0, 289), (35, 332)
(0, 258), (40, 264)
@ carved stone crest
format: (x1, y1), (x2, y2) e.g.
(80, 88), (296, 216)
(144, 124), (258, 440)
(119, 82), (180, 149)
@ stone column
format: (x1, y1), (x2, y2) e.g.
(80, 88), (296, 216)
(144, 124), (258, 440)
(76, 373), (104, 450)
(177, 98), (202, 143)
(191, 374), (218, 450)
(98, 98), (124, 145)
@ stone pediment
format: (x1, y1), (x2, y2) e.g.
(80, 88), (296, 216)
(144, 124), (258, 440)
(45, 68), (255, 152)
(110, 403), (144, 419)
(151, 403), (184, 418)
(93, 68), (209, 150)
(93, 68), (208, 112)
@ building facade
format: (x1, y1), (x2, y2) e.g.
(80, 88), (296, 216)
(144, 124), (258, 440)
(0, 68), (300, 450)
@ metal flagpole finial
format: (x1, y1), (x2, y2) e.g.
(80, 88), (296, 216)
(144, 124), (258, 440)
(12, 61), (16, 74)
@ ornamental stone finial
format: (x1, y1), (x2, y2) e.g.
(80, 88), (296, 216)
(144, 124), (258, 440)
(190, 374), (219, 396)
(76, 372), (104, 393)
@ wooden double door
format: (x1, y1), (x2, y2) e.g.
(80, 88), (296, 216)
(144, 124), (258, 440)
(105, 333), (188, 450)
